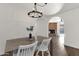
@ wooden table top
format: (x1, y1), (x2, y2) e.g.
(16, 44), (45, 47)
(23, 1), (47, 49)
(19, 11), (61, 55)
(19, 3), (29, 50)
(5, 36), (48, 53)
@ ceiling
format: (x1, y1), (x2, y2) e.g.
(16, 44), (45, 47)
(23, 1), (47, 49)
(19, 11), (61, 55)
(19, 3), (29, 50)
(0, 3), (63, 15)
(58, 3), (79, 14)
(24, 3), (79, 16)
(0, 3), (79, 16)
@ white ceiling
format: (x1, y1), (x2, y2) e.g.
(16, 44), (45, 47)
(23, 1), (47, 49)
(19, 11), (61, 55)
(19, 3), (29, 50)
(36, 3), (63, 15)
(58, 3), (79, 14)
(0, 3), (63, 15)
(0, 3), (79, 16)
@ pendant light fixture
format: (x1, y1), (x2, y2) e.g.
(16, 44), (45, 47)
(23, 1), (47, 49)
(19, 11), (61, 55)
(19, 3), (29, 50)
(28, 3), (47, 18)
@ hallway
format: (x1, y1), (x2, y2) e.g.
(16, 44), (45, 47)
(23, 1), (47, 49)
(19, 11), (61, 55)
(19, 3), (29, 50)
(49, 34), (67, 56)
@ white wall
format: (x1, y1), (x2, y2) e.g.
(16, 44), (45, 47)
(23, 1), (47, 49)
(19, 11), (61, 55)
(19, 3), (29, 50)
(37, 7), (79, 49)
(37, 16), (61, 37)
(0, 4), (37, 55)
(37, 17), (51, 37)
(57, 8), (79, 48)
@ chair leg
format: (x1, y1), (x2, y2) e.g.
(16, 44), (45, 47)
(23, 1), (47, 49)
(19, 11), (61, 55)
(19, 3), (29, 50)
(42, 51), (45, 56)
(33, 52), (34, 56)
(47, 50), (50, 56)
(41, 51), (43, 56)
(36, 51), (50, 56)
(36, 51), (39, 56)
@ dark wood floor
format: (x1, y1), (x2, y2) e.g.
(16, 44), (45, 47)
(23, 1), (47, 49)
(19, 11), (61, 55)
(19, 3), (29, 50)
(49, 34), (67, 56)
(2, 34), (79, 56)
(49, 33), (79, 56)
(65, 45), (79, 56)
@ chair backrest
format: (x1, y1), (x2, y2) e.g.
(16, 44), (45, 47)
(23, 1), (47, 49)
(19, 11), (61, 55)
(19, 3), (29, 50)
(39, 37), (52, 51)
(16, 41), (38, 56)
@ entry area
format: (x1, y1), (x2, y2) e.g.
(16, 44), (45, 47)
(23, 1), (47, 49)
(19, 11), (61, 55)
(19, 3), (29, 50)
(48, 17), (67, 56)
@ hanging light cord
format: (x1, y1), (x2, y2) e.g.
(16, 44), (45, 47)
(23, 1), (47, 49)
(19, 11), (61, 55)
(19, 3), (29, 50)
(34, 3), (37, 11)
(36, 3), (47, 7)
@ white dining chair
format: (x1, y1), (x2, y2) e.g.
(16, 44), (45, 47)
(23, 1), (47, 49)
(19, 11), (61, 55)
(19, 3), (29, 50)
(36, 37), (52, 56)
(13, 41), (38, 56)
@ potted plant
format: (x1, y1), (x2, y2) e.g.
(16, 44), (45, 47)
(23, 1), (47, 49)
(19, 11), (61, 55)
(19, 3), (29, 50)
(26, 26), (34, 39)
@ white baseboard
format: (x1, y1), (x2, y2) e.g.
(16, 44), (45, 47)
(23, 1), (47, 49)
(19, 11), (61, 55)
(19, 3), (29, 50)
(64, 43), (79, 49)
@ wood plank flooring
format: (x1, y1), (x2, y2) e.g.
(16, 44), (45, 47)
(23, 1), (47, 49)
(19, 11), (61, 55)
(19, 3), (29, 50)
(2, 34), (79, 56)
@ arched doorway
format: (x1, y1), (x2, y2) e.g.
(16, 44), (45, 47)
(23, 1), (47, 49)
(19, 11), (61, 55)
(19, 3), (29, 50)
(48, 16), (67, 56)
(48, 16), (64, 44)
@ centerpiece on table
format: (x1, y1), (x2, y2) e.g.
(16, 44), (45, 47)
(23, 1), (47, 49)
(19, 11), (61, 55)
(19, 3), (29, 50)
(26, 26), (34, 39)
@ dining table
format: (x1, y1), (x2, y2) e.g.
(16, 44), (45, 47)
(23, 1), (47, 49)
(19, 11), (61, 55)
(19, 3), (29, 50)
(4, 36), (52, 56)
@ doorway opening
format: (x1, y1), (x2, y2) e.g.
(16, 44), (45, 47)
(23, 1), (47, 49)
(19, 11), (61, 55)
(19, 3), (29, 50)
(48, 16), (64, 44)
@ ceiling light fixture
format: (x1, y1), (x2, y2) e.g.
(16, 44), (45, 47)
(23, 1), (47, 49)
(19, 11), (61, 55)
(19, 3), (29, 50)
(28, 3), (47, 18)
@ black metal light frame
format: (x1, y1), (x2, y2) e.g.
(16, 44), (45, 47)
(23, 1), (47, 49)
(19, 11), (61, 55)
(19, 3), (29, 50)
(28, 3), (47, 18)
